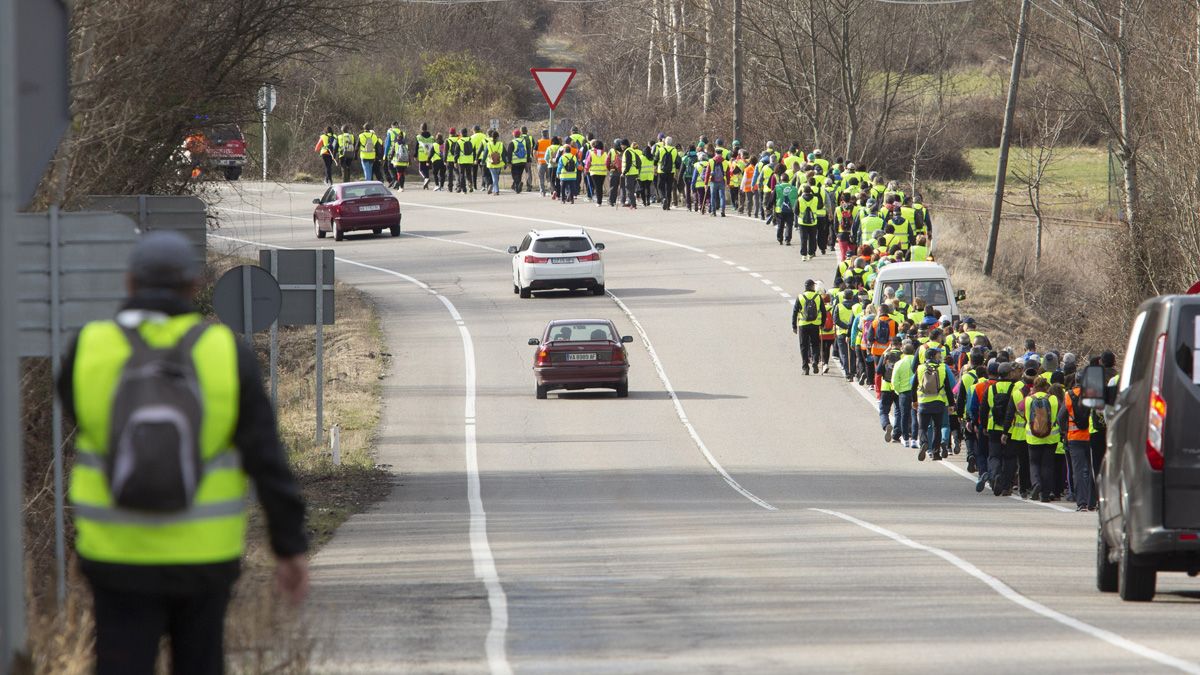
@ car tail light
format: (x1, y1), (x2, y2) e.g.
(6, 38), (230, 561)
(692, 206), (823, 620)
(611, 348), (625, 363)
(1179, 533), (1198, 541)
(330, 204), (342, 218)
(536, 349), (549, 366)
(1146, 333), (1167, 471)
(577, 252), (600, 262)
(525, 255), (549, 264)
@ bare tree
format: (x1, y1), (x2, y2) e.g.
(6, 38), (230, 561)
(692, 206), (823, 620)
(1010, 93), (1075, 272)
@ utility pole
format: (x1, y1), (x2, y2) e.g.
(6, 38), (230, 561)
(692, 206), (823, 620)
(732, 0), (744, 144)
(983, 0), (1031, 277)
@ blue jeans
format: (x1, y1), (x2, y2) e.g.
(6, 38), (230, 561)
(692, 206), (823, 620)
(879, 391), (897, 430)
(489, 167), (501, 193)
(974, 431), (991, 479)
(361, 159), (374, 181)
(709, 183), (727, 212)
(1068, 440), (1094, 508)
(896, 391), (915, 440)
(835, 335), (850, 375)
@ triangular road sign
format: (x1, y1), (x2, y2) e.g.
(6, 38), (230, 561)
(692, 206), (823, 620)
(531, 68), (576, 111)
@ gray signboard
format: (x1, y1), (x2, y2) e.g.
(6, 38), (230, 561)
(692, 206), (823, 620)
(212, 265), (282, 335)
(83, 195), (208, 265)
(259, 249), (334, 325)
(15, 0), (69, 209)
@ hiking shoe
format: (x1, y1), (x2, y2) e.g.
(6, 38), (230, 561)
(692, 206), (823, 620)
(1019, 490), (1029, 500)
(821, 363), (829, 374)
(953, 442), (962, 455)
(917, 444), (927, 462)
(884, 424), (893, 443)
(967, 458), (977, 473)
(1076, 505), (1088, 512)
(1001, 488), (1013, 497)
(976, 474), (988, 493)
(802, 367), (810, 376)
(1029, 485), (1041, 502)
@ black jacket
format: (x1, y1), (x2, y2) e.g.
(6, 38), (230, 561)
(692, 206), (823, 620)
(57, 293), (308, 594)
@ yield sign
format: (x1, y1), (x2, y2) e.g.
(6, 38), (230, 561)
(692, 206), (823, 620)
(530, 68), (576, 110)
(1187, 280), (1200, 295)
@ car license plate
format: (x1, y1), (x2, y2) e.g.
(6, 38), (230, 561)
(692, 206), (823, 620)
(551, 257), (575, 264)
(359, 204), (381, 212)
(566, 352), (597, 361)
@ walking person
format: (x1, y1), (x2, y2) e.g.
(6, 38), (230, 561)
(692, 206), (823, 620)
(59, 232), (309, 675)
(916, 347), (956, 461)
(536, 130), (552, 196)
(336, 124), (356, 183)
(509, 129), (529, 193)
(792, 279), (827, 376)
(774, 170), (798, 245)
(431, 132), (446, 191)
(485, 130), (505, 195)
(797, 185), (820, 260)
(622, 141), (641, 209)
(357, 123), (379, 181)
(415, 124), (435, 189)
(587, 140), (608, 206)
(708, 151), (728, 217)
(656, 136), (679, 210)
(891, 342), (918, 447)
(314, 126), (337, 185)
(387, 129), (409, 191)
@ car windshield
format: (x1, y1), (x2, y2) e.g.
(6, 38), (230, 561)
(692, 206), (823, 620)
(532, 237), (592, 254)
(341, 184), (391, 200)
(913, 280), (949, 306)
(548, 323), (615, 342)
(208, 126), (242, 144)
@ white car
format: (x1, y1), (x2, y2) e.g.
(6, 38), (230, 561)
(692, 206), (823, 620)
(872, 261), (966, 322)
(508, 229), (606, 298)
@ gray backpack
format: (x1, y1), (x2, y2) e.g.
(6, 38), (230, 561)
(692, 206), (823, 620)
(106, 323), (209, 512)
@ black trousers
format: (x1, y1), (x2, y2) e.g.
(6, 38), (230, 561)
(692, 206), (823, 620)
(816, 216), (829, 253)
(798, 225), (818, 256)
(988, 431), (1017, 495)
(658, 172), (675, 209)
(775, 211), (794, 243)
(321, 154), (334, 183)
(608, 174), (621, 205)
(339, 158), (353, 183)
(591, 174), (606, 204)
(512, 164), (525, 193)
(798, 325), (820, 369)
(92, 583), (231, 675)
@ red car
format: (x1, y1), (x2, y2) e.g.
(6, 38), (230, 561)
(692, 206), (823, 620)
(528, 319), (633, 399)
(313, 181), (402, 241)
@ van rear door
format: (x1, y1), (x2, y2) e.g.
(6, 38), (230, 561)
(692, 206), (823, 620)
(1162, 299), (1200, 530)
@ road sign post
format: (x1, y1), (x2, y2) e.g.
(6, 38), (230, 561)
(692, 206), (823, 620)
(257, 84), (277, 181)
(530, 68), (575, 139)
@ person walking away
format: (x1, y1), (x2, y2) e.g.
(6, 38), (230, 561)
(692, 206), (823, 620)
(982, 363), (1020, 496)
(814, 179), (831, 255)
(742, 154), (757, 216)
(622, 141), (641, 209)
(587, 140), (608, 206)
(638, 142), (656, 206)
(445, 128), (460, 192)
(871, 304), (899, 396)
(59, 232), (309, 675)
(797, 185), (820, 260)
(382, 122), (402, 186)
(1021, 377), (1065, 502)
(509, 129), (529, 193)
(337, 124), (356, 183)
(520, 126), (535, 192)
(357, 123), (379, 181)
(558, 147), (579, 204)
(891, 342), (918, 447)
(485, 130), (505, 195)
(536, 130), (552, 196)
(911, 235), (932, 262)
(1065, 377), (1096, 510)
(878, 336), (903, 441)
(774, 173), (798, 245)
(607, 139), (622, 207)
(656, 137), (679, 210)
(691, 152), (709, 214)
(916, 347), (956, 461)
(708, 151), (728, 217)
(968, 360), (1000, 491)
(819, 290), (837, 372)
(956, 350), (986, 474)
(457, 129), (476, 193)
(833, 289), (856, 380)
(314, 126), (337, 185)
(469, 125), (488, 191)
(431, 132), (446, 191)
(388, 130), (409, 191)
(415, 124), (435, 189)
(792, 279), (826, 376)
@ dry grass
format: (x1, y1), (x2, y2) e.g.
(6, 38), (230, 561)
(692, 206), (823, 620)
(21, 253), (392, 674)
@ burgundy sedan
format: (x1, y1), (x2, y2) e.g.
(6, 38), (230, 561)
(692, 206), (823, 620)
(528, 319), (633, 399)
(313, 181), (401, 241)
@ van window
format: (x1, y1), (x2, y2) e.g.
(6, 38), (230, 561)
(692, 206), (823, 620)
(913, 280), (949, 307)
(1175, 305), (1199, 385)
(1119, 310), (1149, 394)
(881, 281), (911, 302)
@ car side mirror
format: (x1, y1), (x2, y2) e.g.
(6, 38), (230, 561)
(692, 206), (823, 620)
(312, 198), (321, 204)
(508, 246), (519, 255)
(621, 335), (633, 343)
(528, 338), (540, 346)
(955, 289), (967, 302)
(595, 243), (606, 251)
(1080, 364), (1108, 410)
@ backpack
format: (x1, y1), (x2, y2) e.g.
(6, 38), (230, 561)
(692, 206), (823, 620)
(514, 139), (527, 160)
(396, 142), (410, 163)
(1067, 390), (1090, 431)
(839, 208), (853, 233)
(779, 192), (794, 215)
(920, 363), (941, 397)
(488, 147), (502, 164)
(802, 204), (815, 225)
(881, 351), (901, 381)
(834, 302), (852, 330)
(801, 293), (818, 322)
(989, 382), (1013, 429)
(562, 154), (577, 173)
(658, 147), (675, 172)
(106, 323), (209, 512)
(1029, 395), (1054, 438)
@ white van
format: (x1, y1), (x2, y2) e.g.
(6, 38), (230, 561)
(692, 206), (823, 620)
(871, 262), (966, 322)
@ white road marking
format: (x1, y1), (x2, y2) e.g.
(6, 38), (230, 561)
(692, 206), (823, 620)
(750, 272), (762, 278)
(208, 232), (513, 675)
(402, 231), (508, 254)
(811, 507), (1200, 675)
(707, 253), (722, 260)
(760, 279), (774, 286)
(722, 259), (736, 266)
(736, 266), (749, 272)
(770, 286), (783, 292)
(779, 292), (793, 299)
(607, 291), (777, 512)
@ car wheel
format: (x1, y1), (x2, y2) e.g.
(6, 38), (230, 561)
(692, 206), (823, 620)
(512, 283), (519, 295)
(1118, 533), (1156, 601)
(592, 283), (606, 296)
(315, 218), (326, 239)
(535, 383), (548, 400)
(519, 277), (532, 299)
(390, 224), (400, 237)
(1097, 530), (1118, 593)
(615, 379), (628, 398)
(334, 220), (344, 241)
(224, 167), (241, 181)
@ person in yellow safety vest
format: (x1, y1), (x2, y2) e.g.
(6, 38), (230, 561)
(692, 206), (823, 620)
(878, 335), (905, 443)
(636, 143), (656, 207)
(797, 186), (821, 261)
(792, 279), (828, 375)
(1019, 377), (1065, 503)
(859, 203), (885, 246)
(818, 290), (837, 371)
(692, 151), (711, 214)
(811, 149), (831, 176)
(730, 151), (747, 213)
(557, 143), (580, 203)
(509, 129), (530, 195)
(456, 128), (476, 193)
(485, 130), (506, 196)
(357, 123), (379, 181)
(911, 234), (932, 262)
(914, 347), (954, 461)
(621, 140), (642, 209)
(520, 126), (536, 193)
(468, 125), (488, 191)
(544, 138), (560, 199)
(655, 138), (680, 211)
(387, 129), (409, 191)
(605, 139), (622, 207)
(963, 317), (991, 350)
(382, 122), (402, 186)
(832, 289), (858, 381)
(61, 232), (309, 674)
(586, 140), (609, 207)
(430, 131), (446, 191)
(337, 124), (357, 183)
(912, 195), (931, 238)
(415, 123), (436, 190)
(569, 127), (587, 152)
(314, 126), (338, 185)
(1000, 364), (1036, 498)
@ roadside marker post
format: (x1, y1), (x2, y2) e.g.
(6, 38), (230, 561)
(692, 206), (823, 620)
(257, 84), (277, 181)
(530, 68), (575, 139)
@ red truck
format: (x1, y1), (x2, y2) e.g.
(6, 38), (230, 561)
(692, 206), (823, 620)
(183, 125), (246, 180)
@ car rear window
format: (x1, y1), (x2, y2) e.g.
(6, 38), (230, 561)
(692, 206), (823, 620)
(1176, 305), (1199, 385)
(341, 184), (391, 199)
(208, 126), (243, 144)
(548, 323), (614, 342)
(532, 237), (591, 254)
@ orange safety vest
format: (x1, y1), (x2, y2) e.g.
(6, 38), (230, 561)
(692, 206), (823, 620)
(744, 163), (757, 192)
(1064, 388), (1091, 442)
(536, 138), (551, 165)
(870, 317), (895, 356)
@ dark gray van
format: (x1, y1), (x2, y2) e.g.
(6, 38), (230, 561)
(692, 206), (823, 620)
(1087, 295), (1200, 601)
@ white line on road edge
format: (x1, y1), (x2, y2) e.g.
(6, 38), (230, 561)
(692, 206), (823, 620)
(208, 232), (513, 675)
(810, 507), (1200, 674)
(606, 291), (777, 512)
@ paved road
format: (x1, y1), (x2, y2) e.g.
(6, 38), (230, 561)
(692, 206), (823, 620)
(210, 182), (1200, 675)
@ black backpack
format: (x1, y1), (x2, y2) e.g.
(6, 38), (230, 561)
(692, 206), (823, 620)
(881, 350), (901, 380)
(106, 323), (209, 512)
(1068, 390), (1091, 431)
(989, 381), (1013, 429)
(802, 202), (815, 225)
(802, 293), (818, 322)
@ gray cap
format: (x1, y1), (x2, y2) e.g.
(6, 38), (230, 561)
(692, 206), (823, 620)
(128, 231), (199, 289)
(997, 362), (1016, 377)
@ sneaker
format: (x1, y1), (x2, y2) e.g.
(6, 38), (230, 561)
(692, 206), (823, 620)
(1001, 488), (1013, 497)
(778, 240), (783, 245)
(821, 363), (829, 374)
(917, 441), (927, 461)
(884, 424), (893, 443)
(976, 474), (988, 493)
(1019, 490), (1030, 500)
(892, 436), (902, 444)
(1075, 505), (1088, 512)
(802, 367), (810, 376)
(931, 452), (941, 461)
(967, 458), (976, 474)
(1029, 485), (1041, 502)
(953, 442), (962, 455)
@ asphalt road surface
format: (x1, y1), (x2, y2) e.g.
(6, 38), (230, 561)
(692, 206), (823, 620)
(210, 181), (1200, 675)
